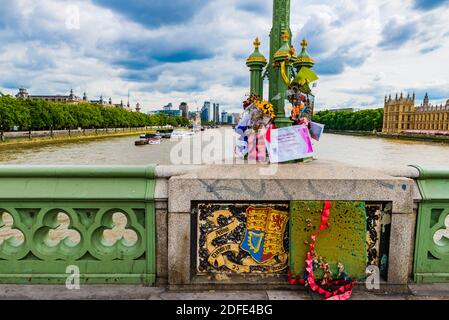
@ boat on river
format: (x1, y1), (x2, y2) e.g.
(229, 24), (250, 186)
(135, 140), (147, 146)
(170, 130), (195, 139)
(148, 138), (161, 145)
(135, 133), (162, 146)
(156, 129), (174, 139)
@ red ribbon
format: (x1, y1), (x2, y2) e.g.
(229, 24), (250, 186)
(265, 124), (272, 143)
(248, 133), (267, 162)
(320, 200), (331, 231)
(288, 200), (355, 300)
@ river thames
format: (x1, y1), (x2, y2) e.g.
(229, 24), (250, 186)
(1, 128), (449, 168)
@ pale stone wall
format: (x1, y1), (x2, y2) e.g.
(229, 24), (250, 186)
(154, 162), (422, 288)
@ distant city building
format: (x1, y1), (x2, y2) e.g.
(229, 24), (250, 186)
(329, 108), (356, 113)
(227, 114), (233, 124)
(213, 103), (220, 123)
(194, 111), (201, 123)
(190, 111), (201, 128)
(149, 109), (181, 117)
(15, 88), (83, 104)
(15, 88), (29, 99)
(188, 111), (197, 120)
(221, 111), (228, 124)
(201, 101), (212, 123)
(179, 102), (189, 118)
(90, 95), (108, 106)
(150, 102), (187, 116)
(14, 88), (134, 110)
(232, 113), (241, 125)
(136, 103), (141, 113)
(199, 101), (221, 123)
(113, 100), (125, 108)
(383, 93), (449, 133)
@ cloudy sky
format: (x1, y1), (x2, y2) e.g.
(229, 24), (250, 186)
(0, 0), (448, 113)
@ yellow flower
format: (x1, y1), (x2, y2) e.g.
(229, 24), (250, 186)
(253, 98), (275, 120)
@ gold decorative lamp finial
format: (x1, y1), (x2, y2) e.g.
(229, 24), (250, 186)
(293, 37), (315, 69)
(289, 45), (296, 57)
(281, 30), (289, 42)
(301, 38), (308, 49)
(247, 36), (267, 66)
(274, 30), (292, 61)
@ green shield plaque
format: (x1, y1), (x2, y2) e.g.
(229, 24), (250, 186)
(290, 201), (367, 280)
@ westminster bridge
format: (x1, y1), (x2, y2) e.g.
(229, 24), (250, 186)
(0, 159), (447, 291)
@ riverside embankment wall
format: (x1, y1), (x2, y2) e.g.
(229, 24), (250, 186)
(326, 129), (449, 143)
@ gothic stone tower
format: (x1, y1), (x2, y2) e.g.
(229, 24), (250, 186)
(383, 93), (415, 133)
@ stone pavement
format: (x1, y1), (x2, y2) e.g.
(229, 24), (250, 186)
(0, 284), (448, 300)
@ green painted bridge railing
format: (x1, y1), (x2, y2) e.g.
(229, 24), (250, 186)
(412, 165), (449, 283)
(0, 165), (156, 285)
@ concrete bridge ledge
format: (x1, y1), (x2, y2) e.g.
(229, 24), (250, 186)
(166, 163), (416, 214)
(153, 162), (421, 286)
(0, 162), (430, 289)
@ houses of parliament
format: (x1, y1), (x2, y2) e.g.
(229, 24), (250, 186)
(383, 93), (449, 134)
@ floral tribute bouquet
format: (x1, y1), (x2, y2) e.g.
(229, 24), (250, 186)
(235, 58), (323, 163)
(235, 94), (275, 161)
(288, 80), (314, 129)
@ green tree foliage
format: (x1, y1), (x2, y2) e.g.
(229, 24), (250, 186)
(313, 109), (384, 132)
(0, 96), (17, 131)
(0, 96), (190, 131)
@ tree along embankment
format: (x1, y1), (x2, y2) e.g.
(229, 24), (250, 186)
(0, 95), (190, 133)
(0, 127), (151, 148)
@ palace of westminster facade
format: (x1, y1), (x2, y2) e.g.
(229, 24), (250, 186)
(383, 93), (449, 133)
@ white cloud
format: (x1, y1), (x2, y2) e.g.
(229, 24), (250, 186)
(0, 0), (448, 113)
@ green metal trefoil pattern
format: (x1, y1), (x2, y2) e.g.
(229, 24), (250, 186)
(412, 165), (449, 283)
(0, 165), (156, 285)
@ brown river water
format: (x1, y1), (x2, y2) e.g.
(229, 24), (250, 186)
(1, 128), (448, 243)
(0, 128), (448, 168)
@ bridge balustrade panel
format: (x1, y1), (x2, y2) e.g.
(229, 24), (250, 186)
(0, 166), (156, 284)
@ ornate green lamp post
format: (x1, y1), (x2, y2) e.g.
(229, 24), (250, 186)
(246, 38), (267, 97)
(293, 38), (316, 116)
(271, 31), (294, 128)
(242, 0), (319, 164)
(269, 0), (293, 128)
(245, 0), (296, 128)
(246, 0), (317, 128)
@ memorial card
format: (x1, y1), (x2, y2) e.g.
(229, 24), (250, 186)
(265, 125), (314, 163)
(310, 122), (325, 141)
